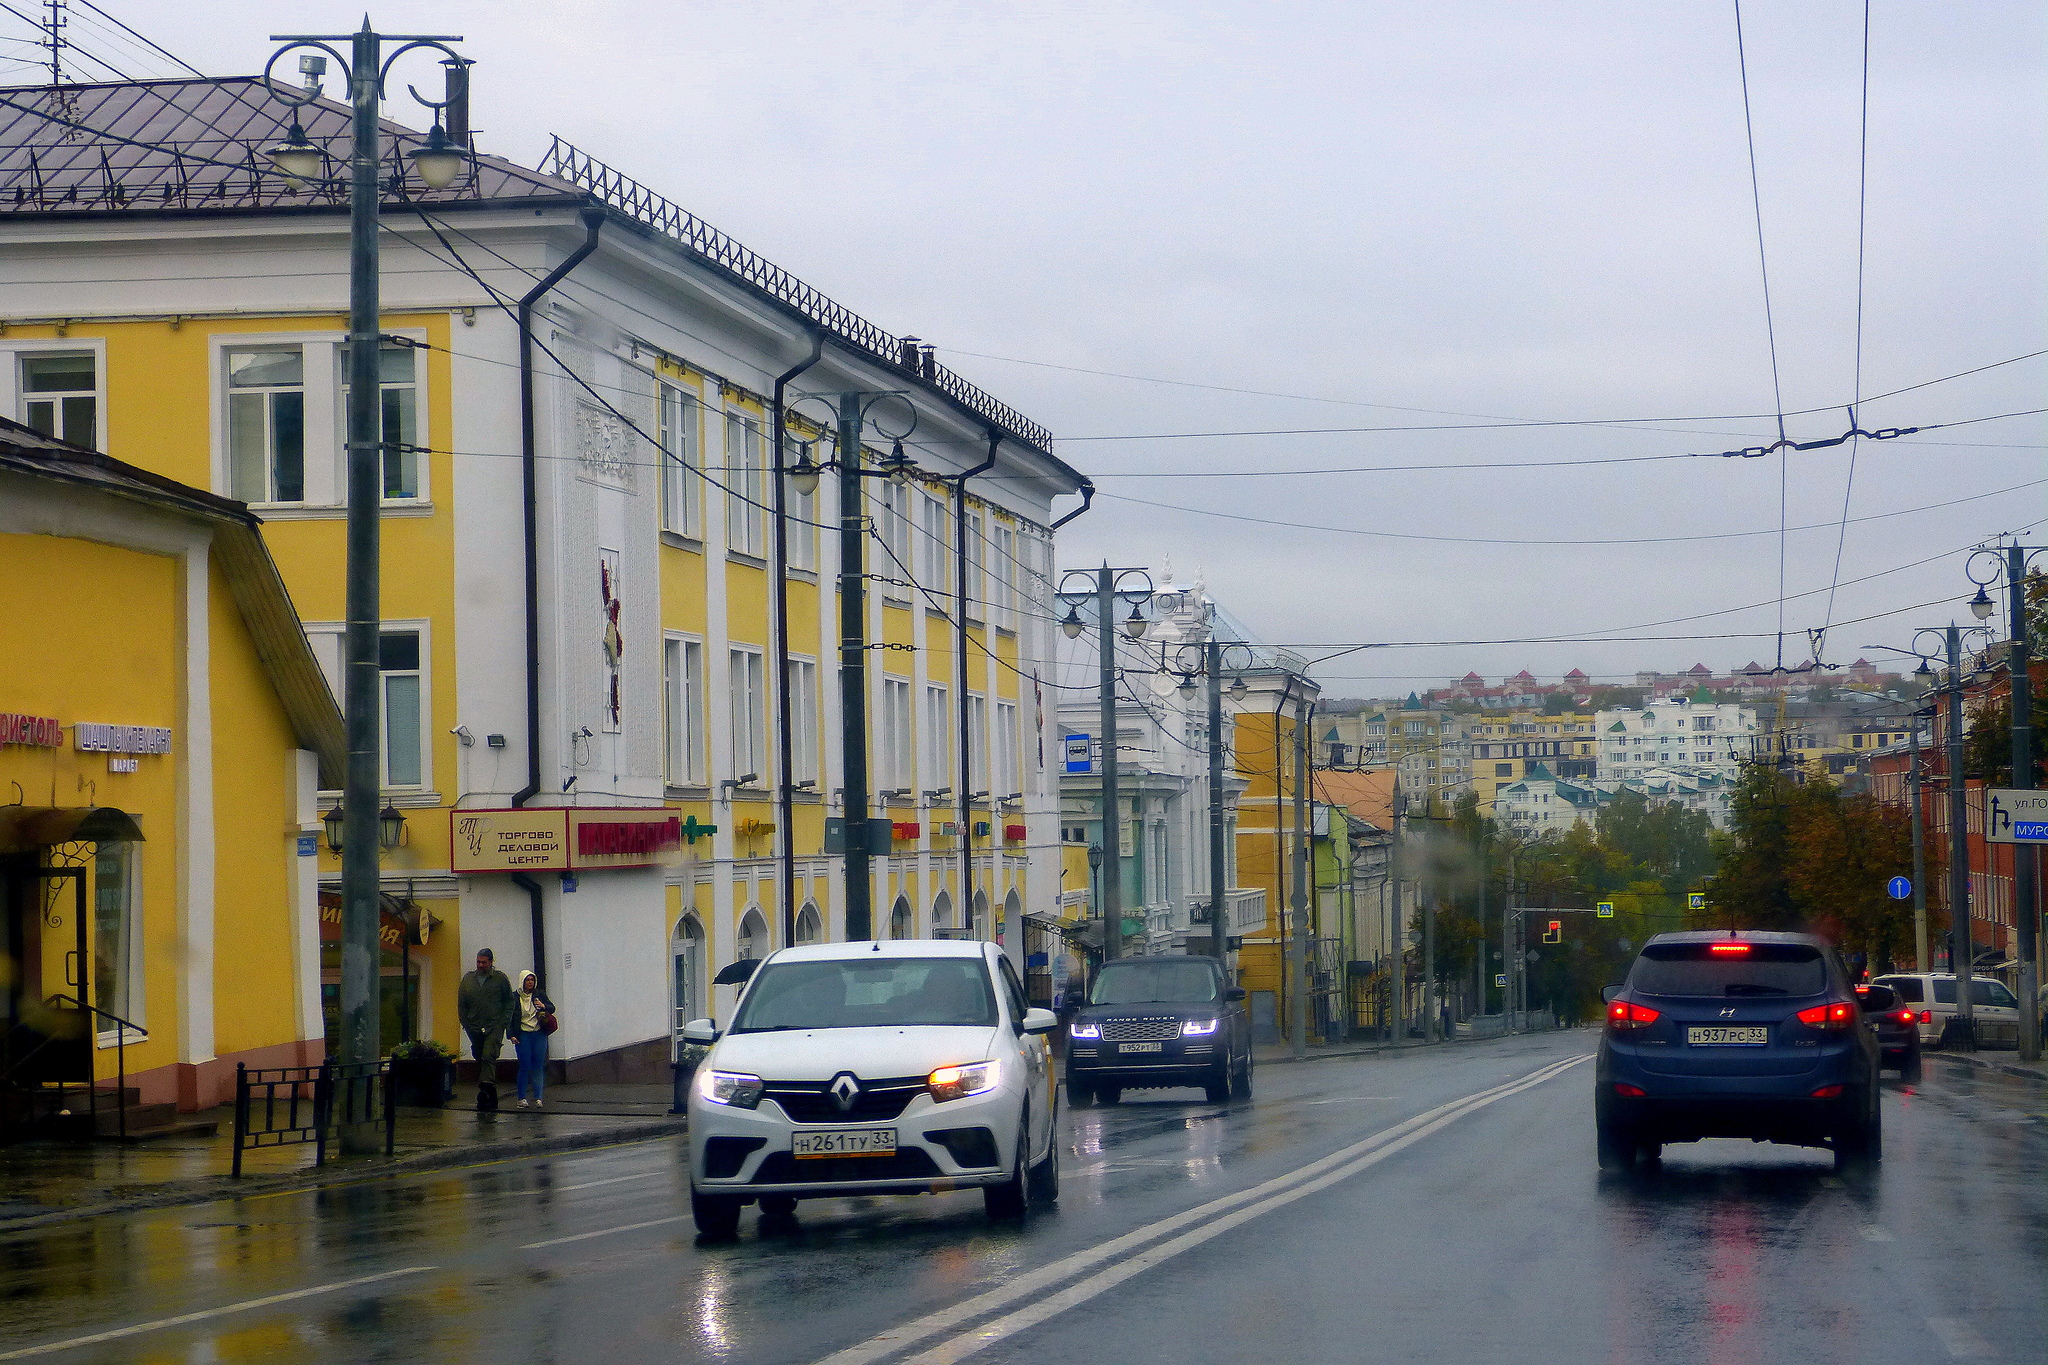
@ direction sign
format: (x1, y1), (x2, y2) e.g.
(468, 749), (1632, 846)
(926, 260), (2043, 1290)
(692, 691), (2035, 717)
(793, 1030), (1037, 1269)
(1886, 875), (1912, 900)
(1984, 789), (2048, 844)
(1688, 892), (1706, 911)
(1596, 901), (1615, 918)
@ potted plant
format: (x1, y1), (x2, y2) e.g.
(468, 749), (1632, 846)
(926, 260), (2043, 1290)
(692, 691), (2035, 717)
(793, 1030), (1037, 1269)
(388, 1038), (455, 1108)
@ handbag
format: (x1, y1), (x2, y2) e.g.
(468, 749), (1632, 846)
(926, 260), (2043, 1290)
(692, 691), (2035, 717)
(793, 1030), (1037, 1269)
(539, 1009), (559, 1036)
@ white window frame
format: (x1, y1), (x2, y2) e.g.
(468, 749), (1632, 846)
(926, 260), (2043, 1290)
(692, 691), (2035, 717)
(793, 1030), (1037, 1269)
(724, 410), (765, 557)
(882, 676), (914, 791)
(995, 700), (1019, 798)
(967, 692), (988, 792)
(921, 492), (951, 595)
(7, 343), (106, 452)
(964, 510), (985, 620)
(659, 380), (701, 538)
(878, 480), (912, 593)
(786, 655), (819, 785)
(924, 684), (952, 791)
(663, 633), (706, 786)
(339, 339), (424, 501)
(303, 618), (433, 793)
(727, 645), (767, 782)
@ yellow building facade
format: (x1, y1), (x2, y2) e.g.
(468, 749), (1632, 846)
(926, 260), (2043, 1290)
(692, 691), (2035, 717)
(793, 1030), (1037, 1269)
(0, 421), (343, 1126)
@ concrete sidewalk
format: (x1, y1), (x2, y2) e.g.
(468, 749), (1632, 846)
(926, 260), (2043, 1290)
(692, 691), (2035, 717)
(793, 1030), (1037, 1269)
(0, 1080), (685, 1233)
(1926, 1050), (2048, 1085)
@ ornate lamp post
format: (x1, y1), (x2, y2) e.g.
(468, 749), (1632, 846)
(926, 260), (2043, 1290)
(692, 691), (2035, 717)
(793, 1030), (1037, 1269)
(1056, 567), (1154, 959)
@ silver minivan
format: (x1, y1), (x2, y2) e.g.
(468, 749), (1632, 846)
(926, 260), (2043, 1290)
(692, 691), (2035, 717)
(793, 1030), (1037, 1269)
(1871, 973), (2021, 1049)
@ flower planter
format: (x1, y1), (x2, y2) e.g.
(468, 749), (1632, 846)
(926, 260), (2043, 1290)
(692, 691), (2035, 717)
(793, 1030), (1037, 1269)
(390, 1054), (453, 1108)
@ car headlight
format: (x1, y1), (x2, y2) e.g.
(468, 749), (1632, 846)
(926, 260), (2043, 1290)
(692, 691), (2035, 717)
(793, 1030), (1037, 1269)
(696, 1069), (765, 1108)
(928, 1059), (1000, 1103)
(1181, 1018), (1220, 1036)
(1069, 1022), (1101, 1039)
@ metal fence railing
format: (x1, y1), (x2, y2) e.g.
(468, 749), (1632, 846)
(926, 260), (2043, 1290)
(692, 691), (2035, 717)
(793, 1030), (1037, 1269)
(230, 1059), (394, 1177)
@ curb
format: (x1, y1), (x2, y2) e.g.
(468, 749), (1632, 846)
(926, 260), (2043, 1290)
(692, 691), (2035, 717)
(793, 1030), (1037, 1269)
(1926, 1051), (2048, 1085)
(0, 1115), (689, 1235)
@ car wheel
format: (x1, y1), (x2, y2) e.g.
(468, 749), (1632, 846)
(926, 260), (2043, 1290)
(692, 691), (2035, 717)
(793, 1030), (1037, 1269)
(758, 1194), (798, 1217)
(1596, 1118), (1637, 1173)
(1204, 1064), (1231, 1104)
(1232, 1056), (1253, 1100)
(1095, 1084), (1122, 1105)
(1027, 1132), (1060, 1204)
(984, 1121), (1032, 1221)
(1899, 1052), (1923, 1084)
(691, 1187), (743, 1239)
(1067, 1078), (1093, 1107)
(1834, 1099), (1882, 1172)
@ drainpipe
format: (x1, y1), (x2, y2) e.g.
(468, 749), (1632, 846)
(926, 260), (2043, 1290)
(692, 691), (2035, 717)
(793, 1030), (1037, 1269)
(512, 203), (605, 992)
(1050, 477), (1094, 531)
(772, 331), (825, 948)
(955, 432), (1000, 939)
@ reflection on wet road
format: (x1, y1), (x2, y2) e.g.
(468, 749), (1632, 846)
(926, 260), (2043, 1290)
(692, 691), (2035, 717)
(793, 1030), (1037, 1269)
(0, 1032), (2041, 1364)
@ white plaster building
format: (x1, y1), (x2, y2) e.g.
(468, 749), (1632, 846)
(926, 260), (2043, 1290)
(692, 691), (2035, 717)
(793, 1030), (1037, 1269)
(1596, 698), (1761, 787)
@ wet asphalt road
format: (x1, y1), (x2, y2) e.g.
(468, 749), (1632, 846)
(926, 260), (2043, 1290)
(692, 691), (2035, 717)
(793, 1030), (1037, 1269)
(1, 1030), (2043, 1365)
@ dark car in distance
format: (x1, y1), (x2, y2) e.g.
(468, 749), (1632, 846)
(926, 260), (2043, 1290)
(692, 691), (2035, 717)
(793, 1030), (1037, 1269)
(1066, 956), (1252, 1105)
(1857, 982), (1921, 1082)
(1596, 930), (1882, 1173)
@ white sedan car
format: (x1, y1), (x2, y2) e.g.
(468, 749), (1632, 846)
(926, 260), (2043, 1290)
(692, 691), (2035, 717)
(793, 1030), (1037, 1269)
(681, 938), (1061, 1237)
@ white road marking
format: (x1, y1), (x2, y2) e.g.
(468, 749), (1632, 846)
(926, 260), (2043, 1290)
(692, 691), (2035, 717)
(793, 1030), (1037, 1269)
(1304, 1096), (1394, 1105)
(1859, 1225), (1895, 1243)
(1927, 1317), (1996, 1359)
(806, 1054), (1590, 1365)
(0, 1267), (436, 1361)
(519, 1215), (691, 1249)
(554, 1171), (666, 1192)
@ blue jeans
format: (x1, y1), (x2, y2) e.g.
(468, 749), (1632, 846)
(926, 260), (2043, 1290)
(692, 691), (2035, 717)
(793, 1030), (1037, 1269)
(515, 1029), (548, 1100)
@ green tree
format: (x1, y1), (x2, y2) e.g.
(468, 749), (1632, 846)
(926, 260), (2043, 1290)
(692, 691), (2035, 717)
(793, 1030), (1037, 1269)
(1702, 765), (1800, 928)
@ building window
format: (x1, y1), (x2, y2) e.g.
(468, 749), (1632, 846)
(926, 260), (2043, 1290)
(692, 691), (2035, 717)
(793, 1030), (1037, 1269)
(20, 353), (97, 449)
(341, 342), (420, 499)
(786, 657), (819, 785)
(882, 677), (913, 791)
(663, 636), (705, 785)
(659, 382), (699, 537)
(672, 915), (704, 1036)
(725, 412), (765, 556)
(991, 525), (1016, 627)
(924, 685), (952, 790)
(1496, 763), (1513, 776)
(878, 481), (912, 590)
(967, 693), (988, 791)
(995, 701), (1020, 798)
(379, 631), (425, 787)
(738, 908), (769, 961)
(728, 647), (766, 781)
(921, 492), (951, 595)
(964, 510), (985, 616)
(227, 347), (306, 503)
(787, 443), (818, 572)
(92, 841), (138, 1032)
(795, 902), (823, 945)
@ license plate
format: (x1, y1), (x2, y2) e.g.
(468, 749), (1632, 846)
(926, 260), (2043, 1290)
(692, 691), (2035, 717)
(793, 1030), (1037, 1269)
(791, 1128), (896, 1159)
(1687, 1026), (1768, 1046)
(1120, 1041), (1164, 1053)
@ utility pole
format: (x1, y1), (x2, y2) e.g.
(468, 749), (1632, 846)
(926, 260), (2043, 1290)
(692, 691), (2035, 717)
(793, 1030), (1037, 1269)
(2006, 543), (2039, 1061)
(1097, 567), (1123, 959)
(954, 435), (999, 941)
(1206, 636), (1229, 963)
(1421, 811), (1437, 1044)
(837, 394), (873, 939)
(1944, 624), (1976, 1049)
(1909, 714), (1929, 973)
(1291, 689), (1312, 1059)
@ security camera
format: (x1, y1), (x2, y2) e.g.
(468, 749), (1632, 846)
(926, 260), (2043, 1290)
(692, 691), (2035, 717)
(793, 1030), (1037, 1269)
(450, 725), (475, 746)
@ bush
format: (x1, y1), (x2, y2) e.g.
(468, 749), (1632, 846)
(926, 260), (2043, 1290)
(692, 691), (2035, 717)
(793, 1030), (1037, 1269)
(388, 1038), (454, 1063)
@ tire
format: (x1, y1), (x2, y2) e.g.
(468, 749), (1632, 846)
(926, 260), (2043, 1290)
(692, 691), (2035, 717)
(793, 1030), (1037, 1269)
(1596, 1118), (1637, 1173)
(691, 1187), (743, 1239)
(1232, 1056), (1253, 1100)
(984, 1122), (1032, 1221)
(758, 1194), (798, 1217)
(1899, 1053), (1923, 1084)
(1027, 1134), (1060, 1205)
(1834, 1096), (1883, 1172)
(1066, 1078), (1093, 1107)
(1204, 1064), (1231, 1104)
(1095, 1084), (1122, 1106)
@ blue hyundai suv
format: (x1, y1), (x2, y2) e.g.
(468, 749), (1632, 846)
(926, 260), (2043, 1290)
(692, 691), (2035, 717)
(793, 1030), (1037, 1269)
(1596, 930), (1881, 1172)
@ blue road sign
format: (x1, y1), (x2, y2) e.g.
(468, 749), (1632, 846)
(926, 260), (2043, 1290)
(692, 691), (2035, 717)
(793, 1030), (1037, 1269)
(1063, 733), (1092, 774)
(1886, 875), (1911, 900)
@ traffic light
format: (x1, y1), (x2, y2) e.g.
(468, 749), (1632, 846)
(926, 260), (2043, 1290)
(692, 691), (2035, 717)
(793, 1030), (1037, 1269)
(1542, 920), (1562, 945)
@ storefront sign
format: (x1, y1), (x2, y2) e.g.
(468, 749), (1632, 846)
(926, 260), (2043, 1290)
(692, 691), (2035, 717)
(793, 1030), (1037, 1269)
(317, 898), (413, 950)
(451, 807), (694, 872)
(0, 713), (61, 747)
(74, 723), (173, 755)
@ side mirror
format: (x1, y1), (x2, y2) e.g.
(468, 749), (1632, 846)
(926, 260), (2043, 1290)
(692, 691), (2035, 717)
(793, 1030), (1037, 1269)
(1020, 1008), (1059, 1035)
(1857, 984), (1898, 1012)
(681, 1018), (719, 1045)
(713, 958), (761, 987)
(1224, 987), (1247, 1002)
(1600, 984), (1622, 1004)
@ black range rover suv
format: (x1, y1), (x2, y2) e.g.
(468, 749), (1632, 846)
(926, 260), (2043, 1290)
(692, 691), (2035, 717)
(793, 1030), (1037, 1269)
(1066, 956), (1252, 1105)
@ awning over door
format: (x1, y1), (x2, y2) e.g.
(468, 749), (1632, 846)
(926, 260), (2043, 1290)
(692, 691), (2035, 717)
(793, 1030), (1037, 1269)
(0, 806), (145, 852)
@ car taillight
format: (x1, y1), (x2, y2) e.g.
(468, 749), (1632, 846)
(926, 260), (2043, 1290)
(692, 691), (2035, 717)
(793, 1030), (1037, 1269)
(1795, 1002), (1857, 1031)
(1919, 1010), (1932, 1024)
(1811, 1084), (1845, 1099)
(1606, 1000), (1660, 1030)
(1893, 1010), (1915, 1025)
(1612, 1083), (1646, 1097)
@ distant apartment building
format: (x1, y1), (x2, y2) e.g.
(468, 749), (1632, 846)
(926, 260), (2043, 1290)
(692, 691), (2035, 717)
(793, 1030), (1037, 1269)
(1325, 700), (1470, 815)
(1596, 696), (1761, 785)
(1466, 711), (1599, 811)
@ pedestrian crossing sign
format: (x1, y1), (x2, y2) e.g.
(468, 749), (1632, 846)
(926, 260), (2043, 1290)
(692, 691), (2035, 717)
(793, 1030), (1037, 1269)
(1688, 892), (1706, 910)
(1596, 901), (1614, 918)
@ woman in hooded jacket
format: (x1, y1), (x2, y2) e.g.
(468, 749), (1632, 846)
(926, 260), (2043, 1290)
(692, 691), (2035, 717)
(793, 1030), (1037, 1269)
(512, 970), (555, 1108)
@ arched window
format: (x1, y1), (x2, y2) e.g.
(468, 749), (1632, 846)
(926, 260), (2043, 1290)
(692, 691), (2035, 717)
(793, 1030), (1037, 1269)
(738, 908), (769, 962)
(889, 895), (912, 940)
(672, 915), (705, 1036)
(795, 902), (823, 945)
(971, 889), (989, 940)
(930, 890), (952, 938)
(1003, 889), (1021, 942)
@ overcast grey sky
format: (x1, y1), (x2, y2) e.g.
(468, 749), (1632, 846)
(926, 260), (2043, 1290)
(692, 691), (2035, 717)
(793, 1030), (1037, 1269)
(31, 1), (2048, 697)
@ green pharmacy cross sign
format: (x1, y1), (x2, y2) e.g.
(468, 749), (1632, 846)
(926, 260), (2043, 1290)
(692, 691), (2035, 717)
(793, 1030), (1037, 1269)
(683, 815), (718, 844)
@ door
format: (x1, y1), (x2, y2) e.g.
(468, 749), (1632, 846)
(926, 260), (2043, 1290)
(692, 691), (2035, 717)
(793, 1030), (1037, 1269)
(1, 861), (88, 1099)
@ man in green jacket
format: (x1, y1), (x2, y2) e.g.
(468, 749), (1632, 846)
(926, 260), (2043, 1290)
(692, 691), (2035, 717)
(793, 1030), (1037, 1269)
(458, 948), (517, 1100)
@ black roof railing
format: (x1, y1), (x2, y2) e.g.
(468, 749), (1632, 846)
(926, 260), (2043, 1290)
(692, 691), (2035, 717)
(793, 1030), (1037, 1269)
(538, 135), (1053, 454)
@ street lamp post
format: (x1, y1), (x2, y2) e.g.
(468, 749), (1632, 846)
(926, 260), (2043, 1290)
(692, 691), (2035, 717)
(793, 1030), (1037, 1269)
(1940, 625), (1978, 1050)
(264, 25), (467, 1149)
(1969, 542), (2043, 1061)
(1164, 634), (1257, 966)
(1057, 567), (1152, 960)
